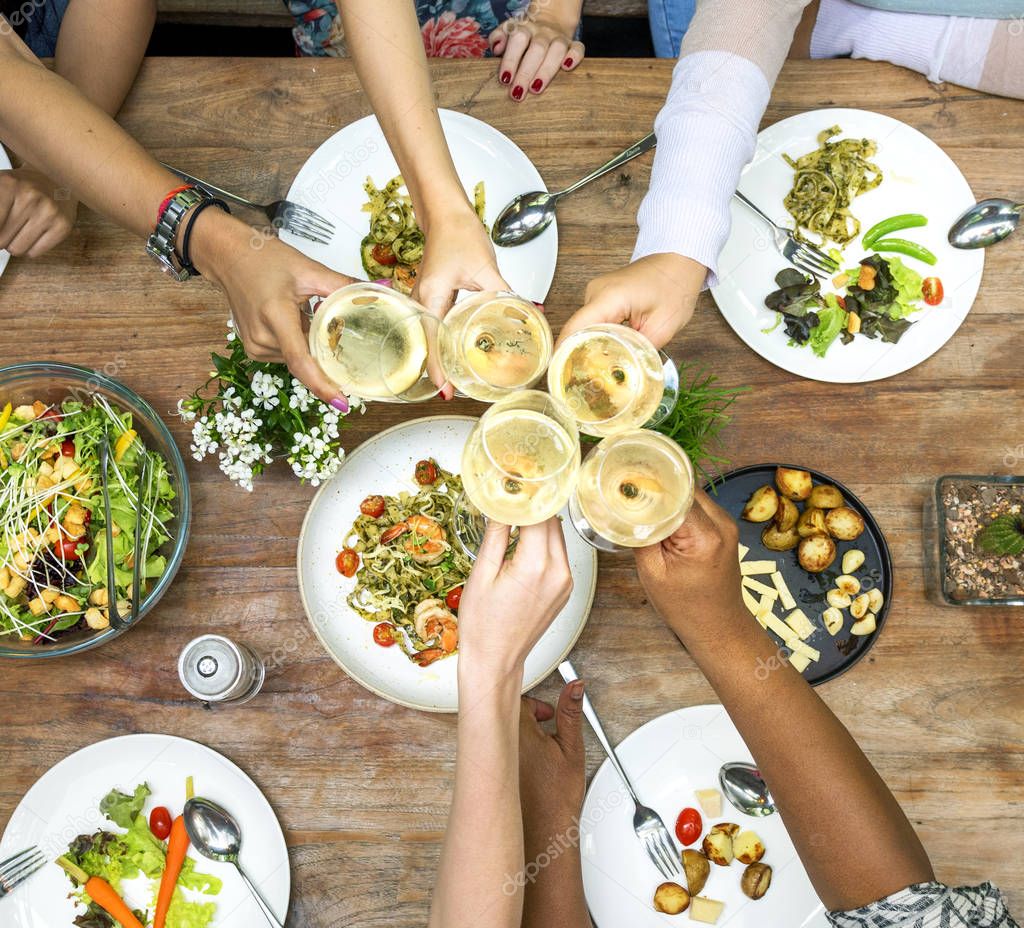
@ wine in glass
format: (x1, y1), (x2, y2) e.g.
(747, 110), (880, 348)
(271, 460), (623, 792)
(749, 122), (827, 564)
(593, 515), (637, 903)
(547, 323), (678, 437)
(569, 429), (694, 551)
(308, 282), (444, 403)
(457, 390), (580, 555)
(440, 292), (552, 402)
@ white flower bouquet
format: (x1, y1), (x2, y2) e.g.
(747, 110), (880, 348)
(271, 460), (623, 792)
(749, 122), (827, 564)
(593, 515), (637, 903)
(178, 321), (363, 491)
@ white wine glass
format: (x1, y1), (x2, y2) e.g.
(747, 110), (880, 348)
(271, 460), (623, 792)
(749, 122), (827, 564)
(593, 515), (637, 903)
(455, 389), (580, 558)
(439, 291), (553, 402)
(308, 282), (447, 403)
(568, 429), (695, 552)
(547, 323), (679, 437)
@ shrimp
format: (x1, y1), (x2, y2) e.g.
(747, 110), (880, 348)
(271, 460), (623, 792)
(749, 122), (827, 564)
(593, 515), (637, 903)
(380, 514), (447, 565)
(411, 597), (458, 665)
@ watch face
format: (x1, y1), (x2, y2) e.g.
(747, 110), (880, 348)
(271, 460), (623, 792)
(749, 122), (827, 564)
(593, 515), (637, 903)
(146, 238), (190, 282)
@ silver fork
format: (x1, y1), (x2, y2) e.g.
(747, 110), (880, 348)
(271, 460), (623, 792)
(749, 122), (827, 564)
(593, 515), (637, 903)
(558, 661), (682, 880)
(161, 162), (334, 244)
(0, 846), (45, 898)
(734, 190), (839, 279)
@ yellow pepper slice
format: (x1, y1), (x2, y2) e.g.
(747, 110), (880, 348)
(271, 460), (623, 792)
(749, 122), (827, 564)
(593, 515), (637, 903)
(114, 429), (138, 462)
(0, 402), (11, 432)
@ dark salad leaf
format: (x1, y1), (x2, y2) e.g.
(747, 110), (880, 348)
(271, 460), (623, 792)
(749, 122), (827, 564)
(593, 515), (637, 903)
(783, 311), (821, 344)
(764, 269), (826, 345)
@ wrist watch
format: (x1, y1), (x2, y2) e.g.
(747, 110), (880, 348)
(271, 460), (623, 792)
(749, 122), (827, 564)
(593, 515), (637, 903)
(146, 187), (208, 281)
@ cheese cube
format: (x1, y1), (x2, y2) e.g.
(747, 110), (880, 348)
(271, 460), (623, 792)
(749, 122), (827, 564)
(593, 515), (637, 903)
(740, 560), (777, 576)
(738, 542), (750, 561)
(785, 608), (816, 641)
(741, 577), (778, 600)
(694, 788), (721, 817)
(786, 638), (820, 661)
(689, 897), (725, 925)
(788, 652), (812, 673)
(742, 586), (761, 616)
(771, 570), (796, 610)
(763, 612), (795, 642)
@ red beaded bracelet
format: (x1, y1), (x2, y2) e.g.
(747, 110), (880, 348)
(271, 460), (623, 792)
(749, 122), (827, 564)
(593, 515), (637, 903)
(156, 184), (195, 223)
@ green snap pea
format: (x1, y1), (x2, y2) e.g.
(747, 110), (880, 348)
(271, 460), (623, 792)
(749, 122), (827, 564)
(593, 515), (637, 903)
(862, 213), (928, 249)
(870, 237), (938, 266)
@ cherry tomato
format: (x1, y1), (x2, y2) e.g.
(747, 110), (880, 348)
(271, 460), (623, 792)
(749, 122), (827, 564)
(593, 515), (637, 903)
(55, 537), (82, 561)
(359, 494), (386, 519)
(414, 459), (438, 485)
(835, 295), (846, 310)
(445, 585), (463, 611)
(60, 439), (76, 457)
(149, 806), (172, 841)
(922, 276), (943, 306)
(372, 622), (396, 647)
(371, 243), (398, 267)
(336, 548), (359, 577)
(674, 807), (702, 846)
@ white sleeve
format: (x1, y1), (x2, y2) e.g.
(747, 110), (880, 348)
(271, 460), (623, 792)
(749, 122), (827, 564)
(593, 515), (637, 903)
(631, 50), (771, 287)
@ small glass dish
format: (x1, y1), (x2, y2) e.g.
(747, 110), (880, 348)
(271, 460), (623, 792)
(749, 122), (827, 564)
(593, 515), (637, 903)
(924, 474), (1024, 607)
(0, 362), (191, 658)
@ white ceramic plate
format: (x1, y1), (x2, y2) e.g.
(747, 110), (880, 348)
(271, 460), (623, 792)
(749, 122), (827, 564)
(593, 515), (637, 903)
(297, 415), (597, 712)
(0, 144), (12, 277)
(581, 705), (827, 928)
(712, 108), (984, 383)
(0, 734), (290, 928)
(281, 109), (557, 304)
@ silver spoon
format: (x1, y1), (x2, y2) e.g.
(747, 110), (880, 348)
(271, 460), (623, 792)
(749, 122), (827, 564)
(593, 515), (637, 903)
(719, 762), (776, 818)
(948, 197), (1022, 249)
(183, 798), (285, 928)
(491, 132), (657, 247)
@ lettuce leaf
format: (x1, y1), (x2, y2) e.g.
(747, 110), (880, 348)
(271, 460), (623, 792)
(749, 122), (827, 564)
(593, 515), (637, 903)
(100, 784), (151, 830)
(885, 256), (923, 319)
(809, 295), (848, 357)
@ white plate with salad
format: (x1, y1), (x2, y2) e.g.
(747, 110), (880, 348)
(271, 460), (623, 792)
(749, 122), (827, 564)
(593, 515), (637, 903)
(297, 415), (597, 713)
(0, 733), (290, 928)
(712, 108), (984, 383)
(280, 109), (557, 304)
(581, 705), (826, 928)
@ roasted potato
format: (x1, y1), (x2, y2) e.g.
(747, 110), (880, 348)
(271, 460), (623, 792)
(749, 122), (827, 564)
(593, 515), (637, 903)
(798, 533), (836, 573)
(702, 826), (736, 867)
(823, 606), (844, 636)
(682, 849), (710, 896)
(867, 587), (884, 613)
(842, 549), (866, 573)
(850, 613), (877, 636)
(796, 507), (827, 538)
(775, 467), (812, 501)
(825, 506), (865, 541)
(773, 495), (799, 532)
(733, 830), (765, 864)
(653, 882), (690, 915)
(741, 485), (779, 523)
(710, 822), (740, 837)
(850, 593), (870, 619)
(836, 574), (861, 596)
(808, 484), (844, 509)
(761, 523), (800, 551)
(741, 863), (773, 900)
(826, 589), (851, 610)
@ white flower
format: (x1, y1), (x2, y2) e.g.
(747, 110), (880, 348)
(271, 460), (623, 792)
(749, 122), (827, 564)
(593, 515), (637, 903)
(226, 317), (237, 343)
(251, 371), (284, 410)
(190, 416), (218, 461)
(176, 399), (196, 423)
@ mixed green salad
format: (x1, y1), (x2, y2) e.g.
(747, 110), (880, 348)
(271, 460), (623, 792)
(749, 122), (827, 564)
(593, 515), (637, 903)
(59, 783), (221, 928)
(763, 254), (931, 358)
(0, 395), (176, 644)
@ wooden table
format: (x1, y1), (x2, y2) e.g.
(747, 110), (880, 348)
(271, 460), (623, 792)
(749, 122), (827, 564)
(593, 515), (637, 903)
(1, 59), (1022, 924)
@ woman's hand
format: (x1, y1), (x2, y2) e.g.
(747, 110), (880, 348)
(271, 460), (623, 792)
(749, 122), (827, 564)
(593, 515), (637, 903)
(0, 167), (78, 257)
(190, 209), (356, 410)
(633, 489), (746, 636)
(557, 253), (707, 349)
(458, 517), (573, 680)
(489, 2), (584, 101)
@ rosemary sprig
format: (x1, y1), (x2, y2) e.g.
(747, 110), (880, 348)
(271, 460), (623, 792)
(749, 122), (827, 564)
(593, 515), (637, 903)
(653, 362), (748, 487)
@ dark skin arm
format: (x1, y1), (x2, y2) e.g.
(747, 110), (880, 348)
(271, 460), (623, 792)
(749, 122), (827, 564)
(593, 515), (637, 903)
(634, 491), (934, 910)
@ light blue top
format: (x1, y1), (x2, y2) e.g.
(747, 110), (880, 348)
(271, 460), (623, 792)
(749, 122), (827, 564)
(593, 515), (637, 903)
(853, 0), (1024, 16)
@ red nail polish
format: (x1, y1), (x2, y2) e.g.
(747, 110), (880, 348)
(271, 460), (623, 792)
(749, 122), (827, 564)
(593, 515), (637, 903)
(512, 85), (524, 101)
(530, 78), (543, 93)
(500, 71), (511, 84)
(563, 57), (573, 68)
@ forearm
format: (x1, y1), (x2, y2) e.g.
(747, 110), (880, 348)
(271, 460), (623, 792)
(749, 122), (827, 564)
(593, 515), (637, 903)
(521, 818), (590, 928)
(668, 608), (933, 911)
(430, 671), (525, 928)
(54, 0), (156, 115)
(527, 0), (582, 31)
(339, 0), (474, 231)
(634, 0), (811, 282)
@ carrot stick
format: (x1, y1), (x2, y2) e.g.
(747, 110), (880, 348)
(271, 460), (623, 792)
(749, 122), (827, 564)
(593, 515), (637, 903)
(154, 815), (189, 928)
(56, 857), (144, 928)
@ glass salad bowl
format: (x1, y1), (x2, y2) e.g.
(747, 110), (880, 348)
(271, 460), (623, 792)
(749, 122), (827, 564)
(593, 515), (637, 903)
(0, 362), (191, 658)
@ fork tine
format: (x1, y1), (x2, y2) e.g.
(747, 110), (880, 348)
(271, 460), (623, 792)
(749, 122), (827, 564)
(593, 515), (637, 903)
(0, 847), (37, 873)
(284, 217), (333, 240)
(2, 851), (45, 889)
(794, 243), (839, 273)
(790, 249), (833, 279)
(281, 220), (331, 245)
(286, 204), (335, 234)
(655, 829), (682, 875)
(641, 834), (672, 879)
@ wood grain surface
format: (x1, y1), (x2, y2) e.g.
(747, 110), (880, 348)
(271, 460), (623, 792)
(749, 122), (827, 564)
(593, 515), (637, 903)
(0, 59), (1022, 926)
